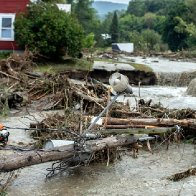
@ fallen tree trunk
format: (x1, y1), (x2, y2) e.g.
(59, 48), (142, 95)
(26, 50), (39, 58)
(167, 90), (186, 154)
(104, 118), (196, 129)
(0, 145), (74, 172)
(0, 135), (137, 172)
(99, 127), (174, 135)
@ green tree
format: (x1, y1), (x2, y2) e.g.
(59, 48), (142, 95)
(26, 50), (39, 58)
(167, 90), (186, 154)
(66, 0), (74, 4)
(73, 0), (100, 35)
(186, 24), (196, 49)
(14, 2), (84, 58)
(120, 14), (144, 32)
(141, 29), (162, 51)
(185, 0), (196, 24)
(83, 32), (95, 49)
(127, 0), (146, 17)
(110, 11), (119, 43)
(128, 31), (145, 51)
(162, 1), (190, 51)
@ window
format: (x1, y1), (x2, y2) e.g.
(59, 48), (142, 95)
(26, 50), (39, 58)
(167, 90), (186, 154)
(0, 14), (15, 41)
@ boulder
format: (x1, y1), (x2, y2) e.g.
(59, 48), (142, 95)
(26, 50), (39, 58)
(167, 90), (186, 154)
(187, 78), (196, 96)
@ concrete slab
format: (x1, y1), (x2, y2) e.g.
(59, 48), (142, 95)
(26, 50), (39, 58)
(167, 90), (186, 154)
(93, 61), (135, 71)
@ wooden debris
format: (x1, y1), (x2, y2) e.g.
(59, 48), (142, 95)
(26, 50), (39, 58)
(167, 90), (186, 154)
(0, 49), (34, 81)
(168, 167), (196, 181)
(103, 117), (196, 129)
(0, 135), (137, 172)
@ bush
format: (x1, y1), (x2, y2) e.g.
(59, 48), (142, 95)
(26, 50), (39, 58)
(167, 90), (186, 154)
(141, 29), (162, 51)
(14, 2), (84, 59)
(0, 52), (11, 60)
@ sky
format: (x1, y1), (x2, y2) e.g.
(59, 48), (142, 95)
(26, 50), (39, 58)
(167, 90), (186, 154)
(95, 0), (130, 4)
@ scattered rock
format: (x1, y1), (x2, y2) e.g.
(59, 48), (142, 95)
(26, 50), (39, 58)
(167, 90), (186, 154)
(187, 78), (196, 96)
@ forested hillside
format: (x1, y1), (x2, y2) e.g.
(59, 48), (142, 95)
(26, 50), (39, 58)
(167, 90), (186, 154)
(81, 0), (195, 53)
(70, 0), (196, 52)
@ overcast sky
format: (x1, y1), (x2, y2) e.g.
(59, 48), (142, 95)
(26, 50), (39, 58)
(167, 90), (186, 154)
(95, 0), (130, 4)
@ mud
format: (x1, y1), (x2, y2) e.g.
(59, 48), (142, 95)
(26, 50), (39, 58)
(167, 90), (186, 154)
(60, 69), (157, 85)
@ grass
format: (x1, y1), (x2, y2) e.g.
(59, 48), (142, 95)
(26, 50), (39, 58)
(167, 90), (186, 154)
(34, 58), (93, 74)
(131, 62), (153, 72)
(0, 51), (11, 60)
(35, 59), (152, 74)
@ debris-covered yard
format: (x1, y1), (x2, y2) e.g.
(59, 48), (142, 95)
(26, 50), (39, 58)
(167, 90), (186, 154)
(0, 51), (195, 195)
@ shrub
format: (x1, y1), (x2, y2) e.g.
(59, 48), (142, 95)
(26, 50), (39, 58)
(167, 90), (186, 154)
(14, 2), (84, 59)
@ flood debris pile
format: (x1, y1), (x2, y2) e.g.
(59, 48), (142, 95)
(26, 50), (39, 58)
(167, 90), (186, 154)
(0, 49), (35, 84)
(0, 50), (35, 111)
(0, 57), (108, 112)
(27, 74), (108, 112)
(0, 63), (195, 185)
(110, 102), (196, 119)
(30, 112), (90, 148)
(29, 102), (196, 150)
(0, 92), (23, 113)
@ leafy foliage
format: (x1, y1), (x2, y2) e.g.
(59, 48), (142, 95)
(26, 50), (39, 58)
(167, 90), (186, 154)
(83, 33), (95, 49)
(14, 2), (84, 58)
(73, 0), (100, 35)
(118, 0), (196, 52)
(110, 11), (119, 43)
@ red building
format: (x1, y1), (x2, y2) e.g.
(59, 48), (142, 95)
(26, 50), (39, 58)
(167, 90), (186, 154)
(0, 0), (30, 50)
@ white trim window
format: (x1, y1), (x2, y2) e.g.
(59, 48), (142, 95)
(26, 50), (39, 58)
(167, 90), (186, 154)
(0, 14), (15, 41)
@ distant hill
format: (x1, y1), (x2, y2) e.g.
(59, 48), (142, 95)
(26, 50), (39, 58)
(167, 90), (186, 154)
(92, 1), (128, 19)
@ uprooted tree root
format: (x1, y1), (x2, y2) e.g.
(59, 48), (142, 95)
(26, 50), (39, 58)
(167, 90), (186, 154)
(168, 167), (196, 181)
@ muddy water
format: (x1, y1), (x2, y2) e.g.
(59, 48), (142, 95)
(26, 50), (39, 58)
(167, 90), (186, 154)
(7, 144), (196, 196)
(117, 86), (196, 110)
(121, 56), (196, 73)
(2, 106), (196, 196)
(0, 110), (64, 145)
(120, 55), (196, 86)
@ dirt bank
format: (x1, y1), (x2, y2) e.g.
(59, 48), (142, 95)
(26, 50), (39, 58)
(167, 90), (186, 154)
(61, 69), (157, 85)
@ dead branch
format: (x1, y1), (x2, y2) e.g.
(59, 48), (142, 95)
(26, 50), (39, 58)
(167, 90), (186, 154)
(168, 167), (196, 181)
